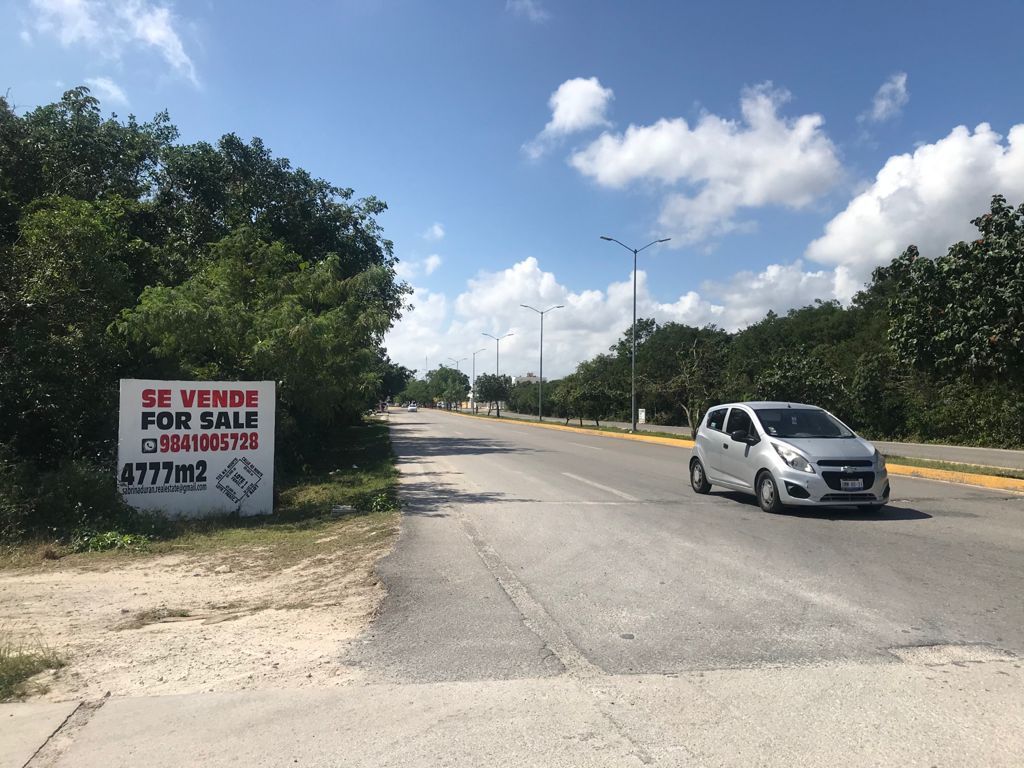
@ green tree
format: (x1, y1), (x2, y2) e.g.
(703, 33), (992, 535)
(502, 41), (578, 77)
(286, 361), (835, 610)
(117, 229), (408, 466)
(883, 195), (1024, 380)
(399, 379), (433, 406)
(474, 374), (511, 416)
(426, 366), (470, 409)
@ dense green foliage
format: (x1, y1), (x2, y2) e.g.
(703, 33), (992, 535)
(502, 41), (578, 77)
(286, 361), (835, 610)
(543, 197), (1023, 445)
(0, 88), (409, 541)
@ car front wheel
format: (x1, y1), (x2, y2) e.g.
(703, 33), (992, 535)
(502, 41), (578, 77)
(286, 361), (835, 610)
(756, 471), (785, 513)
(690, 458), (711, 494)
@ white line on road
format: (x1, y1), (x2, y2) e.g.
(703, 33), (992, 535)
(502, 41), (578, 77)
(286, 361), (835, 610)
(561, 472), (638, 501)
(567, 442), (602, 451)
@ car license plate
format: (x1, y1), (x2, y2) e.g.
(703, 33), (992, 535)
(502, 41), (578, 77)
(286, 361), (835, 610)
(840, 478), (864, 491)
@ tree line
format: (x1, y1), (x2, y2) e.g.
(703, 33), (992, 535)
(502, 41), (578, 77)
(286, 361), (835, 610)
(406, 197), (1023, 447)
(0, 88), (413, 541)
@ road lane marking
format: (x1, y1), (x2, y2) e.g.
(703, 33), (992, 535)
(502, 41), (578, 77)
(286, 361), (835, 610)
(567, 441), (602, 451)
(562, 472), (638, 501)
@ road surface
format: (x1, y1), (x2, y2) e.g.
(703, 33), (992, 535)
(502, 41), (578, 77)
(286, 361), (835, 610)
(16, 408), (1024, 767)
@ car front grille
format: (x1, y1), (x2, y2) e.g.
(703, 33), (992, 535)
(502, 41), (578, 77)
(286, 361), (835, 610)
(821, 471), (875, 491)
(817, 459), (872, 467)
(820, 493), (878, 502)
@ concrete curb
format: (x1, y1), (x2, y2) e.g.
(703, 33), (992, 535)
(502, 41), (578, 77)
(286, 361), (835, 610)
(436, 408), (695, 448)
(885, 463), (1024, 494)
(427, 409), (1024, 494)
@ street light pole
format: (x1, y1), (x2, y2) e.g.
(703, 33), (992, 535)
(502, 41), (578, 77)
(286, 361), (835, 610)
(520, 304), (564, 421)
(471, 348), (486, 413)
(482, 332), (514, 418)
(599, 235), (671, 432)
(448, 357), (468, 410)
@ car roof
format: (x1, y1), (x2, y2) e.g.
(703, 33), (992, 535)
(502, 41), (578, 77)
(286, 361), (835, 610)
(716, 401), (821, 410)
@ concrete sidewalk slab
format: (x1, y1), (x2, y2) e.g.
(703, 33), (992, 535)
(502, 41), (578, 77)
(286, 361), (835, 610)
(41, 658), (1024, 767)
(0, 701), (78, 768)
(51, 680), (647, 768)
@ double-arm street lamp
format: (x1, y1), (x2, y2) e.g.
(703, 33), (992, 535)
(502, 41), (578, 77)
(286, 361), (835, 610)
(470, 348), (486, 413)
(599, 235), (671, 432)
(520, 304), (564, 422)
(448, 357), (468, 410)
(482, 331), (514, 417)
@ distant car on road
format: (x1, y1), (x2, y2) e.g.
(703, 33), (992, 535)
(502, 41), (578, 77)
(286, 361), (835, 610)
(689, 401), (889, 513)
(407, 403), (418, 412)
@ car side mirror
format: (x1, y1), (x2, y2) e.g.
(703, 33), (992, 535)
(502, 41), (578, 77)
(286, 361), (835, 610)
(730, 429), (758, 445)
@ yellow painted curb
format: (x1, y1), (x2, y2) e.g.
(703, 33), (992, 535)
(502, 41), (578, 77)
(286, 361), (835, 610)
(426, 408), (1024, 494)
(886, 463), (1024, 494)
(435, 408), (695, 448)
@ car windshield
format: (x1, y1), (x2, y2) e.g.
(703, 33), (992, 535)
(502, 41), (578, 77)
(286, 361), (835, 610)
(754, 408), (853, 438)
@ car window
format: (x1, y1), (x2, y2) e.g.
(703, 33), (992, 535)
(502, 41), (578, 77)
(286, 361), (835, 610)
(726, 408), (753, 435)
(754, 408), (853, 438)
(706, 407), (728, 432)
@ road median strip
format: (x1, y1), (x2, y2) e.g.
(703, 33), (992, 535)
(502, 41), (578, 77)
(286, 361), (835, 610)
(427, 409), (1024, 495)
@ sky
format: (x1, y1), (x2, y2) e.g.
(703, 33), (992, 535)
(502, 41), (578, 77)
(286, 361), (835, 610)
(5, 0), (1024, 379)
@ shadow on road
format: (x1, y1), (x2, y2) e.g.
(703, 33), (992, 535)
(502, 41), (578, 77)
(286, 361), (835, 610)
(397, 478), (538, 517)
(390, 423), (534, 459)
(715, 491), (932, 521)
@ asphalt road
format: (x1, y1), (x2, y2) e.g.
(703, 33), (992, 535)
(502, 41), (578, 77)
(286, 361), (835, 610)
(351, 409), (1024, 682)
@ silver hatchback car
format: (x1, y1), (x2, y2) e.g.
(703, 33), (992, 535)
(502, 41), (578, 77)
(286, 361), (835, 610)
(689, 401), (890, 513)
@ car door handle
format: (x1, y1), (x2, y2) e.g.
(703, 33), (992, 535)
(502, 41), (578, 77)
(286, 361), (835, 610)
(722, 443), (729, 449)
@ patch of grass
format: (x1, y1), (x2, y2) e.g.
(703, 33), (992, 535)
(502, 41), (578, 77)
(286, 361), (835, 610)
(0, 631), (65, 701)
(886, 455), (1024, 481)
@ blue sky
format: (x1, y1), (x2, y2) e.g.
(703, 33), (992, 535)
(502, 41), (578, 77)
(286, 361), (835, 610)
(5, 0), (1024, 377)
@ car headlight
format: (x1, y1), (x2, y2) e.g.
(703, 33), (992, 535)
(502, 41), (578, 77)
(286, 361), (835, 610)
(874, 449), (887, 470)
(772, 443), (815, 473)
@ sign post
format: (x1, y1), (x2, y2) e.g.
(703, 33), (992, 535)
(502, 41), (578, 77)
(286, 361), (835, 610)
(638, 408), (646, 425)
(117, 380), (275, 518)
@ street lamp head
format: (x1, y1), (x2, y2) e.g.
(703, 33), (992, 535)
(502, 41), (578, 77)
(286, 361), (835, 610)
(657, 238), (672, 244)
(599, 235), (613, 241)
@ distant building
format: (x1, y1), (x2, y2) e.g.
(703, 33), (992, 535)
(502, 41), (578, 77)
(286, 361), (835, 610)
(515, 372), (543, 384)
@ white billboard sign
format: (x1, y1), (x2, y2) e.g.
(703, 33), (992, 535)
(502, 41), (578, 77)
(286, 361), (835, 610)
(117, 380), (275, 518)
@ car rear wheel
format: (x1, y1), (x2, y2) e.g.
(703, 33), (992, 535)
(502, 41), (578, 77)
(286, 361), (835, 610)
(756, 471), (785, 513)
(690, 458), (711, 494)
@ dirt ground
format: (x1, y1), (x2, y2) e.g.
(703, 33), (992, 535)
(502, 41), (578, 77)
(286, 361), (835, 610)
(0, 519), (396, 701)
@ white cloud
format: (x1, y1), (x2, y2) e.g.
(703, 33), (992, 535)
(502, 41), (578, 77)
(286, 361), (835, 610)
(524, 76), (614, 159)
(28, 0), (198, 85)
(570, 83), (842, 244)
(860, 72), (909, 124)
(423, 254), (442, 275)
(506, 0), (549, 23)
(84, 75), (128, 104)
(386, 256), (848, 380)
(396, 254), (443, 280)
(21, 28), (33, 43)
(806, 122), (1024, 297)
(422, 222), (445, 241)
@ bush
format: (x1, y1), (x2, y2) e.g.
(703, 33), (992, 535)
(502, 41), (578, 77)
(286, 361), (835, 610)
(0, 451), (174, 545)
(68, 530), (150, 553)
